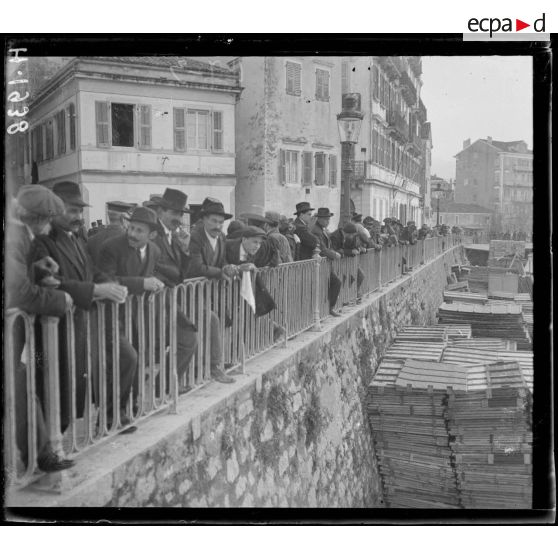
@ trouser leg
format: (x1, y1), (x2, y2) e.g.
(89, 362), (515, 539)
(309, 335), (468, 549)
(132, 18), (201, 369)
(209, 311), (223, 370)
(175, 311), (198, 382)
(328, 272), (341, 309)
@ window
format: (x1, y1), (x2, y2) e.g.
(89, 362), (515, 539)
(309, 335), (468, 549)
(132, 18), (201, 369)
(302, 152), (313, 185)
(286, 61), (302, 96)
(45, 120), (54, 160)
(212, 111), (223, 151)
(112, 103), (134, 147)
(173, 108), (185, 152)
(68, 103), (76, 150)
(372, 129), (378, 163)
(279, 149), (299, 184)
(341, 61), (349, 94)
(373, 66), (379, 99)
(315, 152), (326, 185)
(56, 110), (66, 155)
(315, 69), (330, 101)
(329, 154), (337, 187)
(187, 109), (210, 150)
(138, 105), (151, 150)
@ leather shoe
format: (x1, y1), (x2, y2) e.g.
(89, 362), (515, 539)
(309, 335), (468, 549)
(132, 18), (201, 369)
(37, 451), (75, 472)
(329, 309), (342, 318)
(211, 368), (235, 384)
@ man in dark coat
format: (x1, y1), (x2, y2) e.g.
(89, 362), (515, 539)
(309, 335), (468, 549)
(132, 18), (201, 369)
(98, 207), (197, 393)
(293, 202), (319, 261)
(6, 185), (75, 471)
(311, 208), (342, 317)
(87, 201), (135, 266)
(265, 211), (293, 264)
(31, 182), (138, 433)
(239, 212), (281, 268)
(187, 197), (237, 383)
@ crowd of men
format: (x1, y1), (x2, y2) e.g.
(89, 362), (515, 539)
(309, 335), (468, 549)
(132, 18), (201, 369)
(490, 230), (530, 241)
(6, 181), (452, 473)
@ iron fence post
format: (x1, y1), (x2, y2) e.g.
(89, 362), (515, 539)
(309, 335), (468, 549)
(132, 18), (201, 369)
(311, 246), (323, 331)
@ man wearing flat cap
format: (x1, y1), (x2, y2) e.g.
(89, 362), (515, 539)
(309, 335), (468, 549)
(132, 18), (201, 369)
(98, 206), (198, 395)
(293, 202), (319, 261)
(239, 211), (280, 268)
(6, 185), (75, 471)
(87, 200), (136, 266)
(265, 210), (293, 264)
(31, 181), (138, 434)
(311, 208), (342, 317)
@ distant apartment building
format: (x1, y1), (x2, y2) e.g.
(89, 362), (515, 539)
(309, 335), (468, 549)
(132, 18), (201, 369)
(347, 56), (431, 225)
(18, 56), (241, 223)
(229, 57), (341, 222)
(438, 202), (492, 232)
(430, 175), (454, 202)
(454, 137), (532, 233)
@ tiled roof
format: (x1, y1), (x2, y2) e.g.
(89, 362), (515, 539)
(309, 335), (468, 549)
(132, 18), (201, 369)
(82, 56), (237, 76)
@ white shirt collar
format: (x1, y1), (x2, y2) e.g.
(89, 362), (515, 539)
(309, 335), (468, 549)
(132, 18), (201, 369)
(24, 224), (35, 241)
(159, 219), (173, 242)
(204, 228), (218, 250)
(138, 244), (147, 257)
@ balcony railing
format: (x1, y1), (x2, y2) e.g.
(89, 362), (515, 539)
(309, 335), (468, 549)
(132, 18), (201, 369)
(408, 56), (423, 76)
(387, 109), (409, 141)
(4, 236), (462, 491)
(399, 70), (418, 106)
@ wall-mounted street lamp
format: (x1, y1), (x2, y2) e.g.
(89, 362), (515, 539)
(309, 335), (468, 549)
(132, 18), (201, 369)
(433, 184), (443, 226)
(337, 93), (364, 225)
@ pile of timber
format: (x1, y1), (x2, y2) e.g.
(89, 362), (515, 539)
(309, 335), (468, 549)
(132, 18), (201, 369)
(514, 294), (533, 338)
(368, 359), (466, 508)
(448, 338), (516, 351)
(464, 266), (489, 293)
(444, 291), (487, 305)
(395, 324), (472, 343)
(447, 361), (532, 508)
(437, 302), (531, 349)
(382, 339), (446, 363)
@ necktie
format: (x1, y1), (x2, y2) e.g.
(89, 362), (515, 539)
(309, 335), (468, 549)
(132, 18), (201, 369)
(70, 234), (85, 267)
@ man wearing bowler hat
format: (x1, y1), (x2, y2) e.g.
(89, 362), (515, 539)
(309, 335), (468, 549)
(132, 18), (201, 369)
(31, 181), (138, 434)
(187, 197), (236, 383)
(98, 206), (198, 395)
(311, 208), (342, 317)
(293, 202), (319, 261)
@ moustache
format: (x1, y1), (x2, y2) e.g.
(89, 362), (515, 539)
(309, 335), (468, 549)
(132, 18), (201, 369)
(71, 219), (84, 227)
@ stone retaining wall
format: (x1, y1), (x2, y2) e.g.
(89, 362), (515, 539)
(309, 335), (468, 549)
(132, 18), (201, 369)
(11, 246), (463, 508)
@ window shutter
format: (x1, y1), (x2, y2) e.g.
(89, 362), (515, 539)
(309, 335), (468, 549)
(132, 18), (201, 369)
(302, 151), (312, 185)
(315, 152), (325, 185)
(95, 101), (110, 147)
(57, 110), (66, 155)
(69, 103), (76, 150)
(294, 63), (301, 95)
(329, 154), (337, 187)
(186, 110), (197, 150)
(139, 105), (151, 149)
(212, 111), (223, 151)
(173, 108), (185, 152)
(279, 149), (286, 185)
(341, 62), (349, 94)
(286, 62), (301, 96)
(373, 66), (379, 99)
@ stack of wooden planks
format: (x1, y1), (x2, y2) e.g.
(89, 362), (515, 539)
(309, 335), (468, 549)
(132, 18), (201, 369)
(368, 359), (467, 508)
(444, 291), (487, 305)
(438, 302), (531, 348)
(446, 361), (532, 508)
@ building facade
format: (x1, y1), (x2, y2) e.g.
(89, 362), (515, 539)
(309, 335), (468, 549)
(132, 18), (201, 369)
(229, 57), (342, 223)
(438, 202), (492, 231)
(347, 56), (431, 225)
(454, 137), (532, 234)
(19, 56), (241, 224)
(430, 175), (454, 202)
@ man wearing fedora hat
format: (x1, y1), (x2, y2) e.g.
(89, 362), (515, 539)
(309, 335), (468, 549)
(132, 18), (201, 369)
(293, 202), (319, 262)
(311, 208), (342, 317)
(98, 207), (198, 395)
(31, 181), (138, 434)
(187, 197), (236, 383)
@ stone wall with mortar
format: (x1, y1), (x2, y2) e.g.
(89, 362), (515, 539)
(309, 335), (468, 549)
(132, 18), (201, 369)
(11, 247), (464, 508)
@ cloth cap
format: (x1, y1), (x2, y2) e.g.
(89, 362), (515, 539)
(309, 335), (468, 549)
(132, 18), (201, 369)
(16, 184), (65, 217)
(241, 226), (266, 238)
(343, 223), (358, 234)
(125, 207), (159, 230)
(264, 210), (281, 225)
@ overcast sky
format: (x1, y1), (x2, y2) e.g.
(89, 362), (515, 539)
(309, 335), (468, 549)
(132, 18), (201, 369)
(421, 56), (533, 180)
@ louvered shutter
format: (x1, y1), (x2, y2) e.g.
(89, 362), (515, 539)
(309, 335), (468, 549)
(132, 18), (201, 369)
(95, 101), (110, 147)
(279, 149), (286, 185)
(139, 105), (151, 149)
(57, 110), (66, 155)
(212, 111), (223, 151)
(302, 151), (312, 185)
(174, 108), (185, 151)
(341, 62), (349, 94)
(286, 62), (301, 96)
(315, 153), (325, 185)
(329, 154), (337, 187)
(69, 103), (76, 150)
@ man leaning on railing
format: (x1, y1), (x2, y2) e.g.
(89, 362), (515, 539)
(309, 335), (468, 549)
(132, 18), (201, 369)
(30, 181), (138, 435)
(5, 184), (76, 472)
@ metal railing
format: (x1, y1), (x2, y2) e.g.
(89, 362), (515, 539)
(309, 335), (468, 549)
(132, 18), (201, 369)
(4, 235), (461, 489)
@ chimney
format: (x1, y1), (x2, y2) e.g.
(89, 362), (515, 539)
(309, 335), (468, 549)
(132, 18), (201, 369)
(487, 136), (492, 144)
(463, 138), (471, 149)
